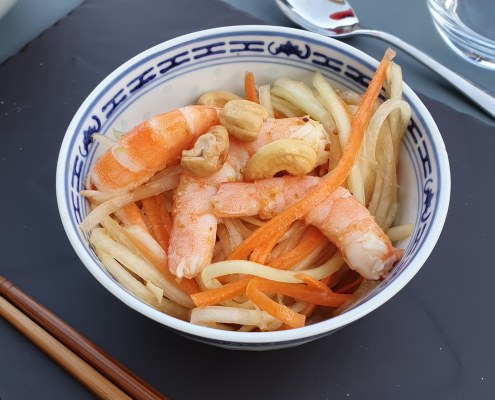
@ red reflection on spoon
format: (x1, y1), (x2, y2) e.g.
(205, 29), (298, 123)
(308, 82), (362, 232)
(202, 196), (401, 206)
(329, 9), (355, 20)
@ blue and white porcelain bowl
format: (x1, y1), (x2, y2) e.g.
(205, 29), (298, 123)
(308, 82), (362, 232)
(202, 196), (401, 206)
(56, 26), (450, 350)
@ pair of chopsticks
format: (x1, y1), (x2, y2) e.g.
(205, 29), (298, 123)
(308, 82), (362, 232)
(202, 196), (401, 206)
(0, 274), (168, 400)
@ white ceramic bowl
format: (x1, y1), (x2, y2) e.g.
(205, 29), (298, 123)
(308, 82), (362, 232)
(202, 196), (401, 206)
(56, 25), (450, 350)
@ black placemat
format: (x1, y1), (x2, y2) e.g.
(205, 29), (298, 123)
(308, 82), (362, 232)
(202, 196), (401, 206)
(1, 0), (494, 399)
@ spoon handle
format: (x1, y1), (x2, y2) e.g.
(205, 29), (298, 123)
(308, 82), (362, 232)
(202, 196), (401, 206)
(358, 28), (495, 119)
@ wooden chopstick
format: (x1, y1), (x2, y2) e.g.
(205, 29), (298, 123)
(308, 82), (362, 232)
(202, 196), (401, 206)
(0, 297), (132, 399)
(0, 275), (168, 400)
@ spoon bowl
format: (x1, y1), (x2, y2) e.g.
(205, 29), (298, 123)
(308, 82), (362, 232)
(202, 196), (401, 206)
(276, 0), (495, 119)
(276, 0), (361, 37)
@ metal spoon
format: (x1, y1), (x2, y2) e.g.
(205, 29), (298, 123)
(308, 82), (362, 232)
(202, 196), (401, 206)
(276, 0), (495, 119)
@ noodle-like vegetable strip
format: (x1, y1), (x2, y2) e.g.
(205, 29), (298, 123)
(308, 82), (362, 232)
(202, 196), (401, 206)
(121, 224), (168, 274)
(258, 84), (275, 118)
(190, 306), (281, 331)
(192, 253), (343, 307)
(80, 165), (182, 232)
(202, 255), (343, 286)
(271, 78), (335, 134)
(94, 247), (189, 320)
(364, 98), (411, 175)
(191, 233), (323, 307)
(90, 228), (194, 308)
(387, 224), (414, 242)
(114, 203), (172, 278)
(270, 95), (306, 117)
(101, 215), (199, 295)
(229, 48), (396, 260)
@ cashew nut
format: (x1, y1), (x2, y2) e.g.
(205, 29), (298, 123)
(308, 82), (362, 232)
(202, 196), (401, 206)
(197, 91), (242, 108)
(220, 99), (269, 142)
(244, 138), (317, 181)
(181, 125), (229, 177)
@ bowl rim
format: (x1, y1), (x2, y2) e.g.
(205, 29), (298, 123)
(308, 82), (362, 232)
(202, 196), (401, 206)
(56, 24), (451, 345)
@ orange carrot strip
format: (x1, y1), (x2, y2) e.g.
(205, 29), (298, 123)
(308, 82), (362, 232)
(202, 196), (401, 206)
(229, 49), (395, 260)
(269, 226), (325, 270)
(191, 277), (250, 308)
(300, 273), (335, 317)
(294, 273), (332, 293)
(270, 280), (350, 307)
(246, 279), (305, 328)
(141, 195), (171, 252)
(249, 228), (286, 264)
(174, 277), (199, 295)
(302, 272), (362, 318)
(117, 203), (149, 232)
(247, 278), (352, 327)
(248, 278), (351, 308)
(244, 71), (259, 103)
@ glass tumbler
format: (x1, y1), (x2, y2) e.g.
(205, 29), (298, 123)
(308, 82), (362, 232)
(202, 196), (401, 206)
(427, 0), (495, 70)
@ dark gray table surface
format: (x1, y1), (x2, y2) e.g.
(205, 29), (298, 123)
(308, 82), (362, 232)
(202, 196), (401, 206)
(1, 0), (494, 399)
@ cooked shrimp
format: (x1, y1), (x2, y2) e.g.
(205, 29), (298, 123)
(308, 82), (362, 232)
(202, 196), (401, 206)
(168, 117), (330, 279)
(88, 105), (220, 192)
(213, 175), (320, 220)
(212, 176), (403, 280)
(168, 140), (246, 279)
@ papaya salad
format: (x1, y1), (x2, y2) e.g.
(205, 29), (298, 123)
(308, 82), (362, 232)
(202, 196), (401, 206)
(80, 48), (413, 331)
